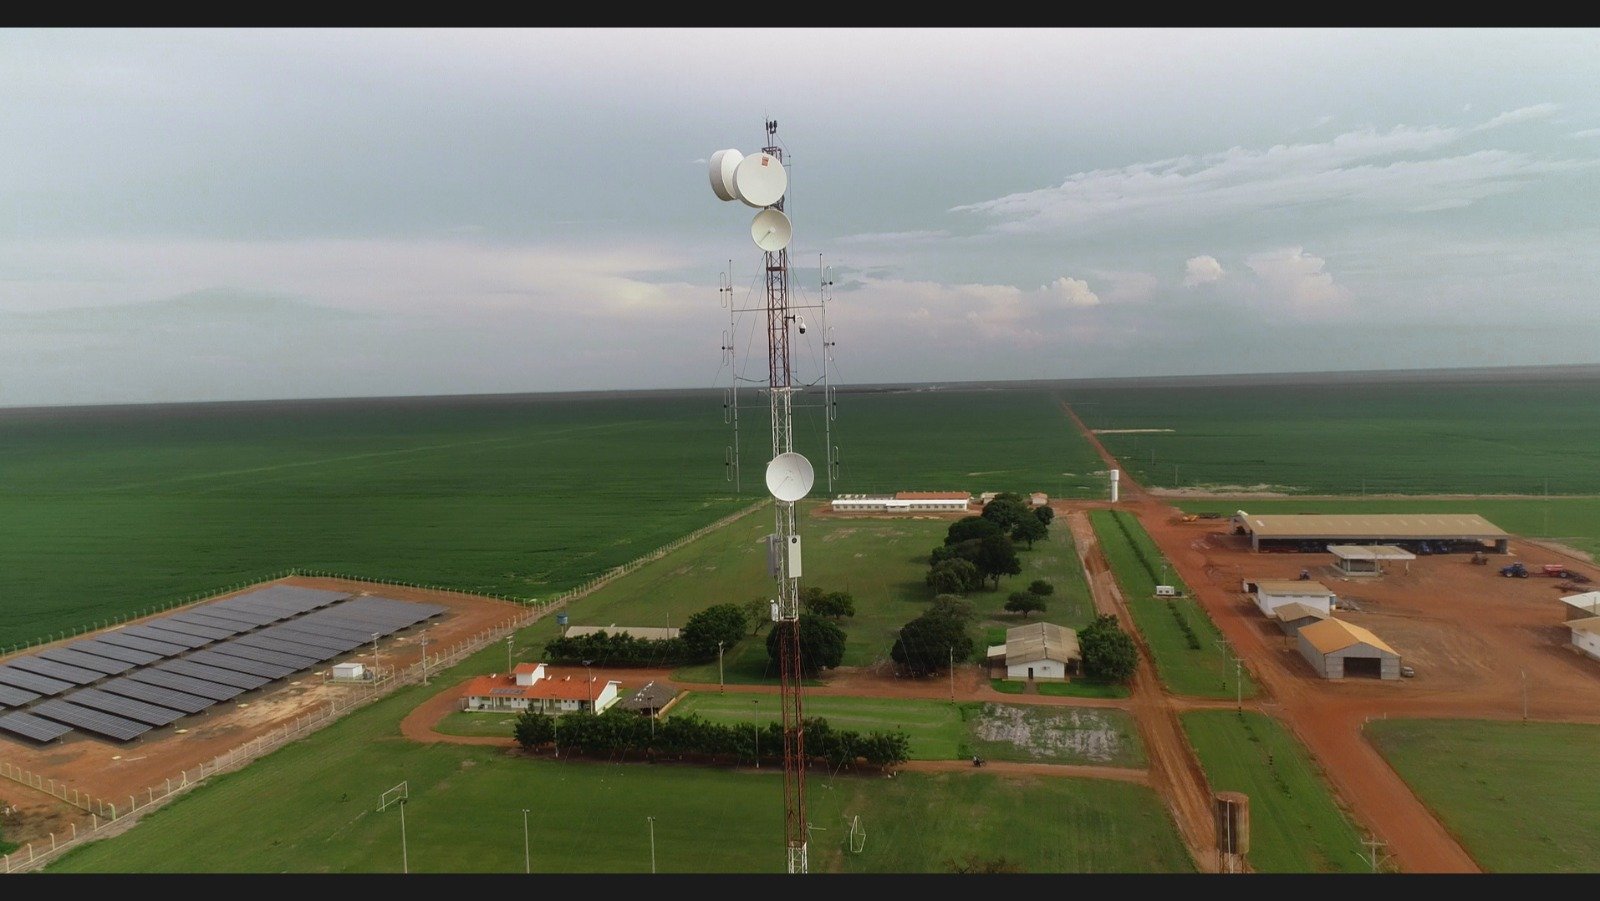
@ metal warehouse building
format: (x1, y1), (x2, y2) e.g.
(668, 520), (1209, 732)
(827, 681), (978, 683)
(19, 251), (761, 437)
(1234, 512), (1510, 554)
(1296, 618), (1402, 680)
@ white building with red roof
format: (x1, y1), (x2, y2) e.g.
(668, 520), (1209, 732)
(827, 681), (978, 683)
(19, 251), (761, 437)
(459, 662), (621, 714)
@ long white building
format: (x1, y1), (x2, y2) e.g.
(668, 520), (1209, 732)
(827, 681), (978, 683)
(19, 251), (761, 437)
(831, 491), (971, 514)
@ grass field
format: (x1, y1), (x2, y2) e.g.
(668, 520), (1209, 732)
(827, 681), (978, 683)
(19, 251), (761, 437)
(1090, 511), (1257, 700)
(1366, 718), (1600, 872)
(987, 678), (1130, 699)
(669, 693), (1145, 768)
(0, 386), (1105, 649)
(433, 710), (522, 738)
(47, 639), (1186, 873)
(1181, 710), (1369, 873)
(1065, 372), (1600, 496)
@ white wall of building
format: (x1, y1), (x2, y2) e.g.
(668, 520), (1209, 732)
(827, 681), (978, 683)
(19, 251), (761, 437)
(1006, 659), (1068, 681)
(1255, 591), (1334, 617)
(1573, 629), (1600, 661)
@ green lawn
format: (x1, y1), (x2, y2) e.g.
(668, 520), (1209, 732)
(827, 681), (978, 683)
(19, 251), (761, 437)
(433, 710), (521, 738)
(1181, 710), (1369, 873)
(1090, 511), (1257, 700)
(46, 638), (1183, 873)
(669, 693), (1144, 768)
(987, 678), (1130, 699)
(1367, 718), (1600, 872)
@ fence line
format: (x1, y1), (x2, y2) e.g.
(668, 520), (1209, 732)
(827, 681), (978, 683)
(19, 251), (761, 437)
(1, 499), (767, 873)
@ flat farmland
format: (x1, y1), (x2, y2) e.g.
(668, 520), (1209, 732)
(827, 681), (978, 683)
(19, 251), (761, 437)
(1064, 372), (1600, 496)
(0, 385), (1104, 649)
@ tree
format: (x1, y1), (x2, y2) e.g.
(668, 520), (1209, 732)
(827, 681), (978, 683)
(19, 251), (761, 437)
(928, 594), (976, 625)
(980, 495), (1031, 532)
(1034, 505), (1055, 526)
(945, 516), (1003, 545)
(513, 710), (555, 750)
(926, 558), (981, 595)
(1079, 613), (1138, 682)
(681, 603), (748, 660)
(1011, 513), (1048, 548)
(765, 614), (846, 676)
(890, 609), (974, 677)
(1029, 579), (1055, 597)
(805, 588), (856, 619)
(742, 598), (769, 636)
(974, 533), (1022, 588)
(1005, 591), (1046, 619)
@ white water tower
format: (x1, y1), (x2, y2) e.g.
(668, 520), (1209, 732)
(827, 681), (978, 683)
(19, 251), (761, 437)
(1110, 469), (1120, 503)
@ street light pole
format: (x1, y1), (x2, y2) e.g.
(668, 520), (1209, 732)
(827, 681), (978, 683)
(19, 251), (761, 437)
(420, 637), (430, 686)
(949, 645), (955, 702)
(647, 816), (656, 874)
(373, 633), (381, 676)
(583, 659), (593, 711)
(522, 808), (530, 874)
(506, 635), (514, 673)
(399, 798), (409, 874)
(718, 641), (725, 694)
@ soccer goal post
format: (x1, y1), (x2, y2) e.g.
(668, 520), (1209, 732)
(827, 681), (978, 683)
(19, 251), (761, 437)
(378, 781), (409, 812)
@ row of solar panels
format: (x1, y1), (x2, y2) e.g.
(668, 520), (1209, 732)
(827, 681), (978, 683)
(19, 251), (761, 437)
(0, 586), (354, 706)
(0, 591), (445, 743)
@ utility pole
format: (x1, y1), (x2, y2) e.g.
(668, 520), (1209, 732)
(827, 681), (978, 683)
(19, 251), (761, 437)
(1522, 668), (1529, 722)
(1233, 657), (1243, 712)
(522, 808), (531, 874)
(648, 816), (657, 874)
(949, 646), (955, 702)
(420, 637), (430, 686)
(506, 635), (514, 673)
(373, 633), (381, 676)
(399, 798), (409, 874)
(718, 641), (725, 694)
(583, 660), (594, 711)
(1360, 836), (1387, 873)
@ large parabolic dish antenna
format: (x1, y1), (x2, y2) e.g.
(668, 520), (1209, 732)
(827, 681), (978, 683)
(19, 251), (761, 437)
(709, 149), (744, 202)
(765, 452), (815, 502)
(751, 208), (793, 252)
(734, 152), (787, 208)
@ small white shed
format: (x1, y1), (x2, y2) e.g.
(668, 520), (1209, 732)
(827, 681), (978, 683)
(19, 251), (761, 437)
(1249, 580), (1337, 618)
(1568, 617), (1600, 662)
(332, 662), (366, 680)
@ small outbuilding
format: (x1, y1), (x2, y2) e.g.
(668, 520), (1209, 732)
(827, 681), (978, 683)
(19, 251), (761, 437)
(1248, 580), (1337, 618)
(1567, 617), (1600, 662)
(1328, 544), (1416, 577)
(993, 621), (1080, 682)
(1560, 591), (1600, 621)
(1296, 618), (1401, 680)
(617, 680), (679, 718)
(1272, 602), (1330, 636)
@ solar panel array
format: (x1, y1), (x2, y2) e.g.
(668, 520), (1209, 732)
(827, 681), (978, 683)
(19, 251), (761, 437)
(0, 587), (444, 744)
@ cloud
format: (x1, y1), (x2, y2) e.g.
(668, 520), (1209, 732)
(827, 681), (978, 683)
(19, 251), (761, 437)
(1039, 276), (1100, 308)
(1572, 128), (1600, 139)
(1183, 255), (1225, 287)
(1475, 103), (1560, 131)
(1245, 247), (1348, 310)
(835, 230), (952, 246)
(1091, 270), (1159, 305)
(949, 108), (1593, 236)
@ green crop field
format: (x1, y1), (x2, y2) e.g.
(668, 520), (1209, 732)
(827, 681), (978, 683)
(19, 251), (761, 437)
(1366, 718), (1600, 872)
(47, 639), (1187, 874)
(1175, 496), (1600, 559)
(1065, 373), (1600, 497)
(669, 693), (1145, 768)
(1089, 511), (1257, 700)
(0, 386), (1104, 649)
(1181, 710), (1369, 873)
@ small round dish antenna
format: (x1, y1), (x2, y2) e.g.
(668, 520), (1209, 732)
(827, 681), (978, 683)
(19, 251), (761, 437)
(751, 208), (792, 252)
(734, 152), (787, 208)
(765, 451), (814, 502)
(708, 149), (744, 202)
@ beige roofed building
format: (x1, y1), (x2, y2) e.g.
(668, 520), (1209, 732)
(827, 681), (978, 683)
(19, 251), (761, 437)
(993, 622), (1080, 682)
(1234, 512), (1509, 553)
(1296, 618), (1401, 680)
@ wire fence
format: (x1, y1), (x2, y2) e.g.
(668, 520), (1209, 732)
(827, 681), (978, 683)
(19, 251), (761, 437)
(0, 499), (767, 874)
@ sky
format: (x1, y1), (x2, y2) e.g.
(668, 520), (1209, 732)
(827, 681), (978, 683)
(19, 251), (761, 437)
(3, 27), (1599, 406)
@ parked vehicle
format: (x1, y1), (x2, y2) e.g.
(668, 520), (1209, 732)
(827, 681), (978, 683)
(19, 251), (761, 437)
(1400, 665), (1416, 678)
(1500, 562), (1529, 578)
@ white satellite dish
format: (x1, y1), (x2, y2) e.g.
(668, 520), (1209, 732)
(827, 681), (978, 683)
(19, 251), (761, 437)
(750, 208), (792, 252)
(765, 451), (814, 502)
(733, 152), (787, 208)
(708, 149), (743, 202)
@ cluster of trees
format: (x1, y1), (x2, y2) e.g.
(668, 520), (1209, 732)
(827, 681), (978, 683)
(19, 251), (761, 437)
(543, 601), (751, 666)
(1005, 579), (1054, 618)
(513, 708), (909, 768)
(890, 595), (975, 676)
(1079, 613), (1138, 682)
(925, 493), (1052, 594)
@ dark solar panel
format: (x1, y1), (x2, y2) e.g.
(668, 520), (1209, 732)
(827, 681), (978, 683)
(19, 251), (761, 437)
(490, 687), (523, 697)
(285, 620), (380, 643)
(68, 640), (161, 666)
(187, 650), (294, 680)
(95, 631), (187, 656)
(99, 678), (213, 714)
(232, 634), (339, 661)
(0, 711), (73, 743)
(142, 618), (235, 641)
(155, 659), (269, 690)
(126, 669), (242, 702)
(265, 627), (360, 653)
(195, 604), (283, 625)
(207, 642), (318, 670)
(119, 624), (210, 650)
(229, 585), (350, 613)
(31, 699), (150, 741)
(64, 688), (186, 726)
(0, 666), (74, 696)
(171, 611), (256, 632)
(39, 648), (134, 675)
(7, 655), (103, 686)
(0, 683), (41, 706)
(302, 614), (400, 634)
